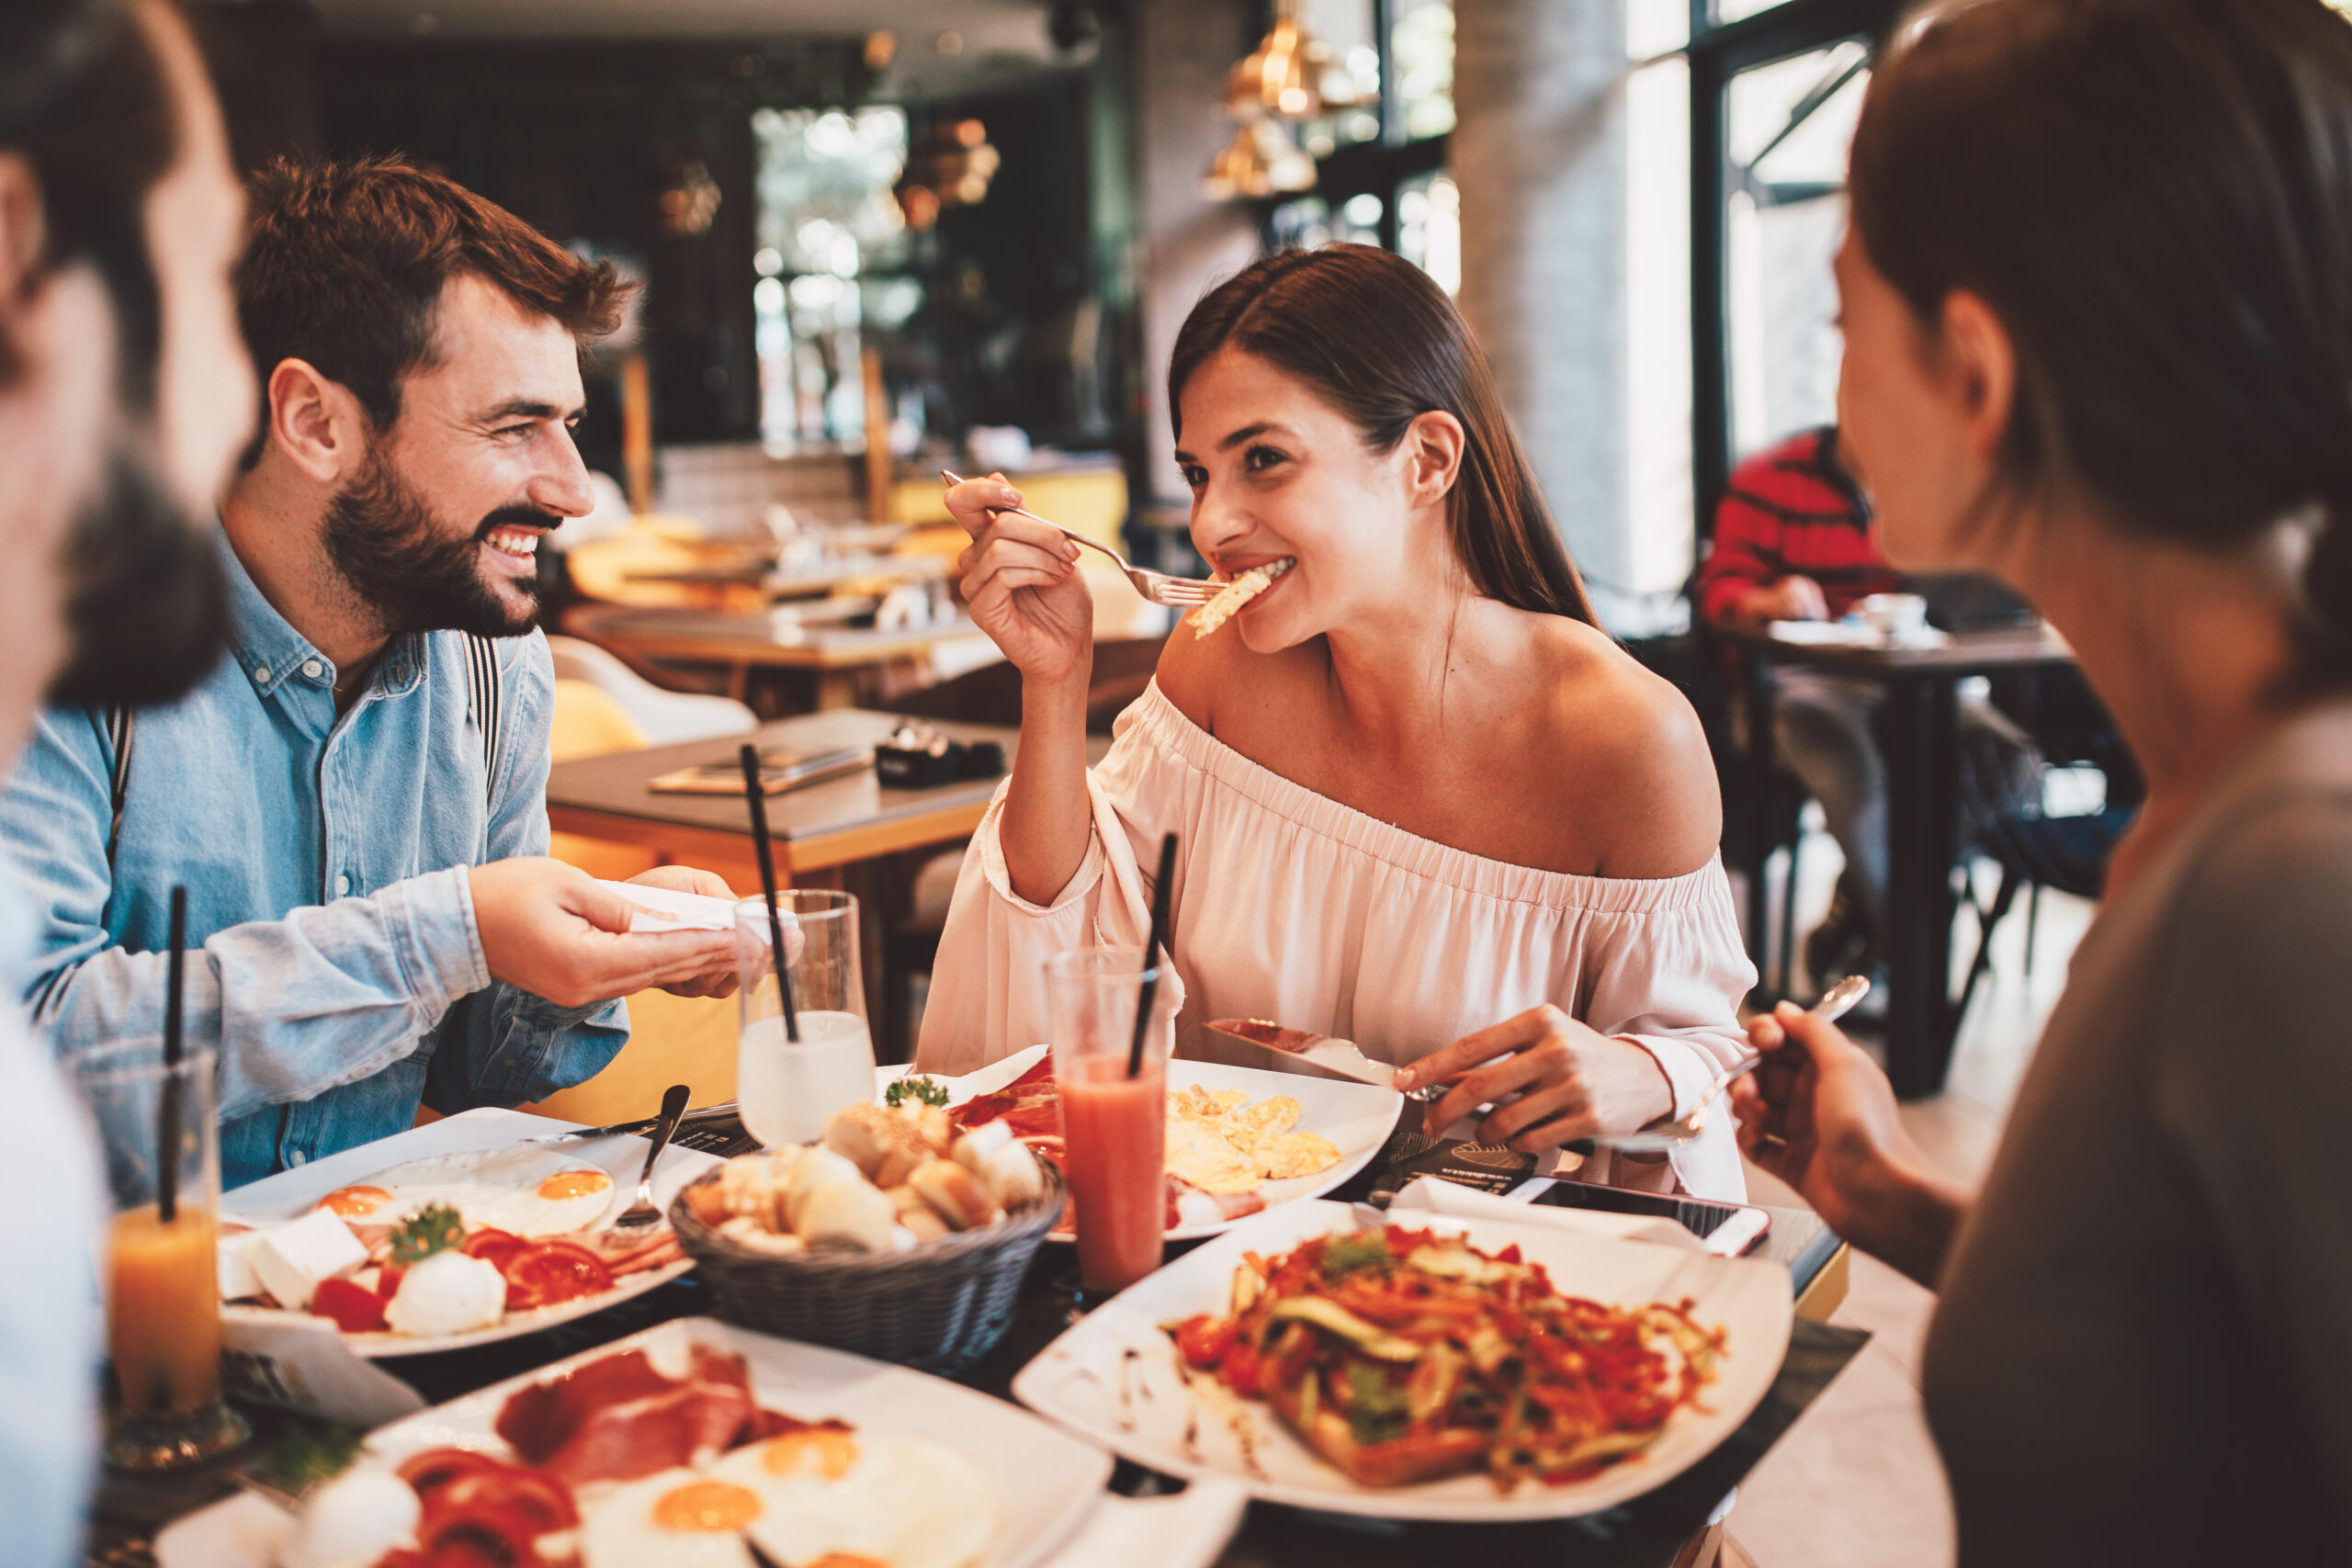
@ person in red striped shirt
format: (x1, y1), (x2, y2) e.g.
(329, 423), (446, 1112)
(1699, 424), (2032, 987)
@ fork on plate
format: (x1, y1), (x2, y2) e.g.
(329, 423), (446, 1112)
(940, 468), (1215, 608)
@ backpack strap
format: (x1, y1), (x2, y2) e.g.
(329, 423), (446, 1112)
(105, 704), (134, 872)
(461, 633), (504, 807)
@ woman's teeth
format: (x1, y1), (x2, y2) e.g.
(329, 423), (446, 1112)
(485, 527), (541, 557)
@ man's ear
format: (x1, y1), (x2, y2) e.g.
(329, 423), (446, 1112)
(0, 153), (48, 379)
(264, 356), (368, 484)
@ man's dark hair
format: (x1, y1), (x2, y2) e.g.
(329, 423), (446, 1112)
(0, 0), (177, 404)
(237, 155), (632, 460)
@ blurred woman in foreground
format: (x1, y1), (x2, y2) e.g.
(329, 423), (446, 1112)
(922, 245), (1756, 1200)
(1736, 0), (2352, 1559)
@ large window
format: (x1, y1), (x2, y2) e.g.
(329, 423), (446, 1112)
(1261, 0), (1457, 291)
(751, 107), (917, 451)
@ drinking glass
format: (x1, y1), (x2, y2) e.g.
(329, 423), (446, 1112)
(1045, 946), (1175, 1295)
(735, 889), (874, 1148)
(70, 1039), (249, 1470)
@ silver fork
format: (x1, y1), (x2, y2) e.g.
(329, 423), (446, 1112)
(612, 1082), (691, 1229)
(940, 468), (1215, 607)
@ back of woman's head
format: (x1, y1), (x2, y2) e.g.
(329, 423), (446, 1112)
(1850, 0), (2352, 681)
(1169, 243), (1596, 625)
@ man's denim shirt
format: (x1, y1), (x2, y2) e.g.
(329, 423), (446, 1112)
(0, 532), (626, 1188)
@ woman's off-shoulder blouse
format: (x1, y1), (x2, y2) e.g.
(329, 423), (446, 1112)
(915, 682), (1758, 1200)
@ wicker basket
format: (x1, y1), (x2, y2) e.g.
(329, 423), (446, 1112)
(669, 1162), (1065, 1374)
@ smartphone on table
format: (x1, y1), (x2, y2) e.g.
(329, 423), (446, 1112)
(1504, 1177), (1772, 1258)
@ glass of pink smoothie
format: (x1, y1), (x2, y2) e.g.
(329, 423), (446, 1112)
(1045, 946), (1176, 1295)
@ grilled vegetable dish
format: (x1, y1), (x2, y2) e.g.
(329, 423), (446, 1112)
(1168, 1224), (1725, 1490)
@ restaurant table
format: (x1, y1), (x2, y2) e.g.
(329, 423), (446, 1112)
(545, 707), (1111, 1034)
(1722, 623), (2078, 1097)
(91, 1123), (1860, 1568)
(564, 601), (986, 714)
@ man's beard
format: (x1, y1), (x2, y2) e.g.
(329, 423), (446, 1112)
(45, 435), (232, 708)
(322, 448), (554, 641)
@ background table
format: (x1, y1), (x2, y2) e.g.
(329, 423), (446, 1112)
(564, 602), (989, 715)
(1724, 624), (2077, 1096)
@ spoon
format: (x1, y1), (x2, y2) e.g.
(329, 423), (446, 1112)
(1564, 974), (1871, 1155)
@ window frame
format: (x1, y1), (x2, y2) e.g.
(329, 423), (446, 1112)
(1687, 0), (1903, 543)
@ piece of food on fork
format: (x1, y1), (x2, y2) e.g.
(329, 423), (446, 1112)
(1191, 558), (1295, 638)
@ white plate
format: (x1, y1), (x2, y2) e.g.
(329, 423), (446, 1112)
(889, 1046), (1403, 1242)
(159, 1317), (1123, 1568)
(158, 1466), (1245, 1568)
(1011, 1199), (1792, 1522)
(220, 1109), (721, 1359)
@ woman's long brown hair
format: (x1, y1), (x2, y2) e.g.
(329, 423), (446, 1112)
(1169, 244), (1598, 626)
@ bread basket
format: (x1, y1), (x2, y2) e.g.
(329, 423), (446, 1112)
(669, 1161), (1065, 1374)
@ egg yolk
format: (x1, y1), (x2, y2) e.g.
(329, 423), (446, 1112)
(650, 1480), (763, 1532)
(537, 1168), (613, 1200)
(319, 1186), (390, 1217)
(762, 1427), (860, 1481)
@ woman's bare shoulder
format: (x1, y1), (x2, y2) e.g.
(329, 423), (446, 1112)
(1530, 618), (1723, 880)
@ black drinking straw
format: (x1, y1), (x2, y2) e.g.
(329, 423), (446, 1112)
(1128, 833), (1178, 1078)
(739, 743), (800, 1043)
(156, 886), (187, 1224)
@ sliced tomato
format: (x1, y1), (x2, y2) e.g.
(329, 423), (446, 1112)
(399, 1447), (512, 1498)
(1220, 1340), (1264, 1397)
(500, 1240), (614, 1312)
(415, 1499), (548, 1568)
(310, 1277), (389, 1334)
(435, 1465), (579, 1531)
(1173, 1314), (1238, 1370)
(463, 1229), (529, 1271)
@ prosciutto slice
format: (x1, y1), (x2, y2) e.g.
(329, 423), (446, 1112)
(496, 1346), (759, 1484)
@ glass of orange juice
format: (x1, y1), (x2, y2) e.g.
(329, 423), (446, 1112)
(1045, 947), (1176, 1298)
(70, 1038), (248, 1470)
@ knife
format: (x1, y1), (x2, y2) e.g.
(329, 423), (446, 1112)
(520, 1100), (741, 1145)
(1204, 1019), (1399, 1089)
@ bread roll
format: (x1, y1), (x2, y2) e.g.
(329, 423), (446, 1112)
(784, 1146), (865, 1231)
(904, 1103), (954, 1156)
(910, 1156), (1001, 1231)
(899, 1207), (951, 1244)
(796, 1179), (899, 1253)
(825, 1102), (936, 1187)
(978, 1142), (1046, 1211)
(952, 1121), (1014, 1172)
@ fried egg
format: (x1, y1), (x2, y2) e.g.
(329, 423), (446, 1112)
(316, 1184), (397, 1223)
(348, 1148), (618, 1237)
(579, 1468), (762, 1568)
(712, 1432), (1002, 1568)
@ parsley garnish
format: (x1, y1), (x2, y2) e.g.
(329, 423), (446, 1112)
(245, 1420), (364, 1499)
(886, 1075), (949, 1109)
(390, 1201), (467, 1266)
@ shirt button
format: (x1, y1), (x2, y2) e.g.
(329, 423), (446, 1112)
(335, 874), (351, 897)
(287, 1150), (306, 1167)
(302, 660), (323, 679)
(253, 665), (271, 683)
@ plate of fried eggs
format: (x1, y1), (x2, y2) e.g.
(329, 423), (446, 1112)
(894, 1050), (1404, 1242)
(219, 1108), (723, 1357)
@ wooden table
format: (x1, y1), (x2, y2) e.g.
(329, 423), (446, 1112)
(95, 1129), (1860, 1568)
(547, 709), (1110, 1039)
(1723, 624), (2078, 1096)
(565, 602), (988, 714)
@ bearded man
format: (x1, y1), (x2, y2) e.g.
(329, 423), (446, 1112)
(0, 154), (737, 1190)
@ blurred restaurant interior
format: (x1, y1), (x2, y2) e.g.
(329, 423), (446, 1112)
(33, 0), (2349, 1563)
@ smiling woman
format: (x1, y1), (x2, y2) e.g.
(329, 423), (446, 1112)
(919, 244), (1757, 1204)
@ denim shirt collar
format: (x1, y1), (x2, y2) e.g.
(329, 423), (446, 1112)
(219, 526), (427, 703)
